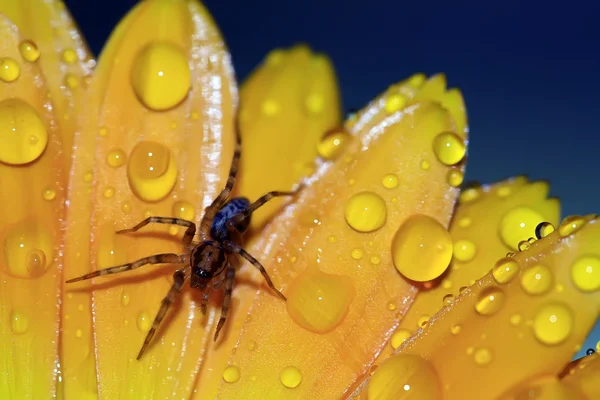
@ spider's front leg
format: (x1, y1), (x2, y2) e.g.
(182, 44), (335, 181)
(117, 216), (197, 246)
(214, 265), (236, 341)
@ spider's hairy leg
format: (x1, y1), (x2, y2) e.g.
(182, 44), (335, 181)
(200, 116), (242, 236)
(214, 265), (235, 341)
(223, 241), (286, 301)
(66, 253), (186, 283)
(137, 269), (188, 360)
(229, 186), (305, 227)
(117, 216), (197, 245)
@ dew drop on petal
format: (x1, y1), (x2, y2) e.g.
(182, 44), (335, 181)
(453, 239), (476, 262)
(384, 93), (406, 114)
(473, 347), (493, 366)
(19, 40), (40, 62)
(570, 256), (600, 292)
(62, 48), (77, 64)
(500, 207), (545, 251)
(131, 42), (191, 111)
(0, 57), (21, 82)
(381, 173), (399, 189)
(558, 216), (586, 237)
(459, 186), (481, 204)
(106, 149), (126, 168)
(432, 132), (466, 165)
(521, 264), (553, 295)
(222, 365), (240, 383)
(492, 258), (520, 284)
(447, 169), (464, 187)
(127, 141), (177, 202)
(391, 329), (412, 349)
(533, 303), (573, 345)
(172, 200), (196, 221)
(518, 240), (531, 252)
(367, 354), (441, 400)
(42, 187), (56, 201)
(391, 215), (452, 282)
(475, 287), (505, 316)
(0, 98), (48, 165)
(316, 128), (349, 160)
(1, 221), (52, 279)
(351, 248), (363, 260)
(286, 270), (354, 334)
(535, 221), (555, 239)
(443, 294), (455, 307)
(279, 366), (302, 389)
(11, 310), (29, 334)
(344, 191), (387, 233)
(137, 311), (152, 332)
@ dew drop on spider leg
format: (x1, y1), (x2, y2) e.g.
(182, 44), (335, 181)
(286, 269), (354, 334)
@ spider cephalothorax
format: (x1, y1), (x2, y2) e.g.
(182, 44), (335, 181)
(66, 115), (302, 360)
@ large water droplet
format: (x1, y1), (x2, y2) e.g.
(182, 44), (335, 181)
(570, 256), (600, 292)
(533, 303), (573, 345)
(521, 264), (553, 295)
(127, 141), (177, 202)
(391, 214), (452, 282)
(432, 132), (466, 165)
(558, 216), (586, 237)
(367, 354), (441, 399)
(286, 270), (354, 334)
(0, 98), (48, 165)
(131, 42), (191, 110)
(391, 329), (412, 349)
(344, 191), (387, 233)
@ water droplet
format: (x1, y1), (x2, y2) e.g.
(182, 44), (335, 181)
(106, 149), (126, 168)
(451, 324), (462, 335)
(443, 294), (455, 306)
(387, 301), (397, 311)
(558, 216), (586, 237)
(11, 310), (29, 334)
(420, 160), (431, 171)
(247, 340), (257, 351)
(391, 329), (412, 349)
(75, 328), (83, 338)
(64, 73), (79, 89)
(510, 313), (522, 326)
(432, 132), (466, 165)
(222, 365), (240, 383)
(62, 48), (77, 64)
(351, 248), (363, 260)
(500, 207), (545, 251)
(0, 98), (48, 165)
(447, 169), (464, 188)
(121, 202), (131, 214)
(367, 354), (441, 399)
(279, 366), (302, 388)
(42, 187), (56, 201)
(103, 187), (115, 198)
(286, 270), (354, 334)
(171, 200), (195, 222)
(344, 191), (387, 233)
(570, 256), (600, 292)
(533, 303), (573, 345)
(137, 311), (152, 332)
(458, 217), (472, 228)
(518, 240), (531, 251)
(384, 93), (406, 114)
(127, 141), (177, 202)
(417, 315), (430, 328)
(98, 126), (108, 137)
(131, 42), (190, 110)
(442, 279), (452, 289)
(381, 173), (400, 190)
(121, 291), (130, 306)
(492, 258), (520, 284)
(475, 287), (505, 316)
(19, 40), (40, 62)
(459, 186), (481, 203)
(521, 264), (553, 295)
(535, 222), (555, 239)
(327, 235), (337, 243)
(453, 239), (476, 262)
(392, 214), (452, 282)
(1, 221), (53, 279)
(83, 171), (93, 183)
(370, 255), (381, 265)
(316, 128), (349, 160)
(473, 347), (493, 366)
(0, 58), (21, 82)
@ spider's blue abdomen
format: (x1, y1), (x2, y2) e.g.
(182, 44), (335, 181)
(210, 197), (250, 241)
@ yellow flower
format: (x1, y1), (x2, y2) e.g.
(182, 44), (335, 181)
(0, 1), (598, 399)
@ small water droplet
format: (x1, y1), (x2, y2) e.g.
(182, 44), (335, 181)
(417, 315), (430, 328)
(0, 57), (21, 82)
(316, 128), (349, 160)
(392, 214), (452, 282)
(420, 160), (431, 171)
(459, 186), (481, 203)
(518, 240), (531, 252)
(75, 328), (83, 338)
(381, 173), (399, 189)
(62, 48), (77, 64)
(443, 294), (455, 307)
(521, 264), (553, 295)
(510, 313), (522, 326)
(533, 303), (573, 345)
(11, 311), (29, 334)
(475, 287), (505, 316)
(570, 256), (600, 292)
(451, 324), (461, 335)
(42, 187), (56, 201)
(453, 239), (476, 262)
(391, 329), (412, 349)
(103, 187), (115, 198)
(458, 217), (472, 228)
(127, 141), (177, 202)
(558, 216), (586, 237)
(279, 366), (302, 388)
(432, 132), (466, 165)
(247, 340), (257, 351)
(0, 98), (48, 165)
(64, 73), (79, 89)
(222, 365), (241, 383)
(106, 149), (126, 168)
(344, 191), (387, 233)
(447, 169), (464, 187)
(131, 42), (191, 110)
(384, 93), (406, 114)
(121, 291), (130, 306)
(351, 248), (363, 260)
(492, 258), (520, 284)
(535, 222), (555, 239)
(1, 221), (52, 279)
(473, 347), (493, 366)
(19, 40), (40, 62)
(500, 207), (545, 251)
(137, 311), (152, 332)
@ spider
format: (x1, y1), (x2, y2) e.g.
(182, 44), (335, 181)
(66, 115), (302, 360)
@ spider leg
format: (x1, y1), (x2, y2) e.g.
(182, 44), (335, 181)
(200, 115), (242, 236)
(214, 265), (236, 341)
(117, 216), (197, 246)
(222, 241), (286, 301)
(200, 286), (212, 315)
(66, 253), (186, 283)
(137, 269), (188, 360)
(229, 187), (304, 228)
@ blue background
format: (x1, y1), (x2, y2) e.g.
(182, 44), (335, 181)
(65, 0), (599, 358)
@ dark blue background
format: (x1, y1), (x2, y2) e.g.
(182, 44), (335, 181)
(65, 0), (599, 358)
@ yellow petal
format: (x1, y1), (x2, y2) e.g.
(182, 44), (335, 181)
(62, 0), (236, 398)
(561, 352), (600, 398)
(378, 177), (559, 358)
(349, 215), (600, 400)
(0, 15), (67, 398)
(215, 84), (465, 398)
(237, 44), (342, 230)
(1, 0), (95, 164)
